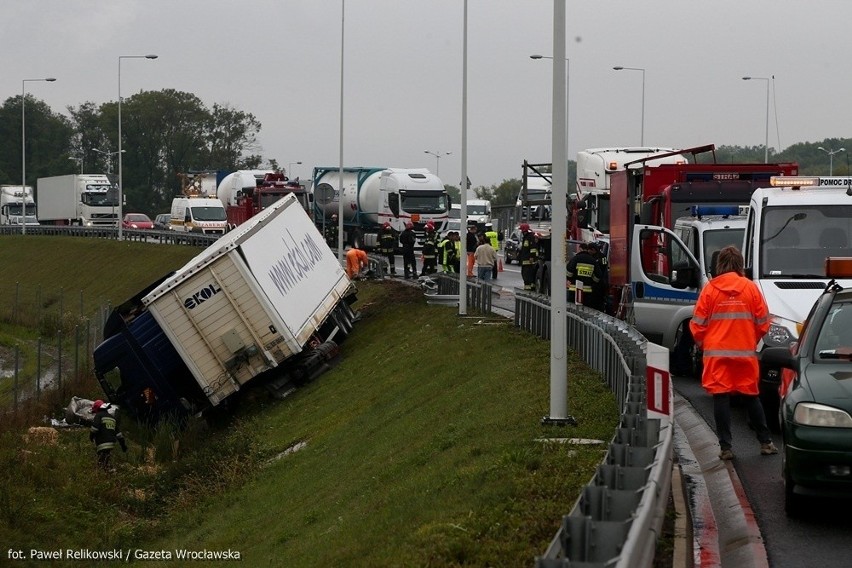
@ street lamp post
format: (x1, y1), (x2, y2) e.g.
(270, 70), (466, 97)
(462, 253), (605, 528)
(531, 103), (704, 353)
(612, 66), (645, 146)
(288, 161), (302, 179)
(742, 76), (770, 163)
(818, 146), (846, 176)
(22, 77), (56, 235)
(530, 54), (569, 152)
(92, 147), (124, 174)
(424, 150), (451, 177)
(118, 54), (157, 240)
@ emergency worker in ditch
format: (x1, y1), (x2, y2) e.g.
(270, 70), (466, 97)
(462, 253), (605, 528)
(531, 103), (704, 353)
(420, 222), (439, 275)
(566, 242), (602, 308)
(324, 214), (339, 249)
(689, 245), (777, 461)
(90, 399), (127, 471)
(378, 222), (398, 276)
(518, 224), (539, 290)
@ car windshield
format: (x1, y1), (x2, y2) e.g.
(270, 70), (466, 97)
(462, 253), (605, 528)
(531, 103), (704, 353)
(468, 204), (488, 215)
(191, 206), (226, 221)
(815, 302), (852, 359)
(760, 205), (852, 277)
(127, 214), (149, 222)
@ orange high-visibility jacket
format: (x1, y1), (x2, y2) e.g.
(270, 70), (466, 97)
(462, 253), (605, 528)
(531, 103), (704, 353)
(689, 272), (770, 395)
(346, 248), (368, 278)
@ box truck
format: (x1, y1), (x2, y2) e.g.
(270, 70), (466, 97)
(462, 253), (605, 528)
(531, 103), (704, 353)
(93, 193), (358, 421)
(36, 174), (118, 227)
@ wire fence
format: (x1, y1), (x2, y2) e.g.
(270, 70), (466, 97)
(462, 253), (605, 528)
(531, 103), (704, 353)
(0, 283), (110, 412)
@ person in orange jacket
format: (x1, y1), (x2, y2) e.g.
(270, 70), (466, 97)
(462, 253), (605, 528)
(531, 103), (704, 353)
(689, 246), (777, 461)
(345, 245), (369, 279)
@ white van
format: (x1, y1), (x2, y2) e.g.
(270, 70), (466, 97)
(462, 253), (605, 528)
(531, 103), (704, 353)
(169, 197), (227, 235)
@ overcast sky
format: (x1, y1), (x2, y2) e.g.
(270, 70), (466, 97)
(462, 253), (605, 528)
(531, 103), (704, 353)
(3, 1), (849, 189)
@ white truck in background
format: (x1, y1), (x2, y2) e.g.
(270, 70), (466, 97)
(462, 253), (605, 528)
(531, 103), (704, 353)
(743, 176), (852, 415)
(93, 193), (358, 422)
(312, 166), (450, 249)
(36, 174), (118, 227)
(573, 147), (687, 243)
(0, 185), (39, 226)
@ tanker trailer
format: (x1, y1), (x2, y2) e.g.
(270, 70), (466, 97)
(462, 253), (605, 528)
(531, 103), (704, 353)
(312, 167), (450, 250)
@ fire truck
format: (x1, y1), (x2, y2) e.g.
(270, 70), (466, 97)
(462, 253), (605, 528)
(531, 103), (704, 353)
(606, 144), (798, 370)
(218, 171), (310, 228)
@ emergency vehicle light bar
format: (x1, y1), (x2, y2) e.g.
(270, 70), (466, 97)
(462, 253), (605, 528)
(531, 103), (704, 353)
(608, 161), (618, 171)
(769, 176), (819, 188)
(825, 257), (852, 279)
(691, 205), (739, 217)
(770, 176), (852, 188)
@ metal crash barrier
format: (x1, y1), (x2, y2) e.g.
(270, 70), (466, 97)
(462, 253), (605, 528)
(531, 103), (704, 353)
(517, 292), (672, 568)
(421, 273), (494, 314)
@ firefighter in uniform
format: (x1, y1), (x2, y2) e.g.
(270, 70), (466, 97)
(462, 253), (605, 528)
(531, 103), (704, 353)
(567, 242), (602, 308)
(440, 232), (458, 273)
(420, 222), (439, 276)
(90, 399), (127, 471)
(378, 222), (398, 275)
(324, 214), (339, 249)
(518, 224), (539, 290)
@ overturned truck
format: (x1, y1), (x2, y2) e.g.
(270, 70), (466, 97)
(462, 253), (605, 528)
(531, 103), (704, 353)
(93, 193), (357, 422)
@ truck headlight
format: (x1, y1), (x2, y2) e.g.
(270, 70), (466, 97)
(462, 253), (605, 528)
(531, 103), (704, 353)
(764, 321), (795, 348)
(794, 402), (852, 427)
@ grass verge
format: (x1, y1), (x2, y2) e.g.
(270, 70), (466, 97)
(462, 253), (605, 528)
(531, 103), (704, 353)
(0, 243), (619, 566)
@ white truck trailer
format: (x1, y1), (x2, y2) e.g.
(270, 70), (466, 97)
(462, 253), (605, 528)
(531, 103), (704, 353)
(36, 174), (118, 227)
(93, 193), (358, 421)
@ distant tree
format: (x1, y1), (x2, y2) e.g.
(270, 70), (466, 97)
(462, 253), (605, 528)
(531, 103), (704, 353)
(0, 95), (73, 186)
(205, 103), (262, 170)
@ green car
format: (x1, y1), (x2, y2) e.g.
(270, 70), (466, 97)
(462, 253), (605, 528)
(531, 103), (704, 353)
(763, 279), (852, 516)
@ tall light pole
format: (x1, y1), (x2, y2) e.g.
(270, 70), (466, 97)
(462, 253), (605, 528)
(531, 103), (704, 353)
(424, 150), (451, 177)
(530, 54), (569, 152)
(92, 147), (124, 174)
(22, 77), (56, 235)
(742, 76), (770, 163)
(612, 66), (645, 146)
(818, 146), (846, 176)
(288, 161), (302, 179)
(118, 54), (157, 240)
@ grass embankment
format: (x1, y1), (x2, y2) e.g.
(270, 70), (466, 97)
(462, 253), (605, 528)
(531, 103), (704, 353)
(0, 237), (619, 567)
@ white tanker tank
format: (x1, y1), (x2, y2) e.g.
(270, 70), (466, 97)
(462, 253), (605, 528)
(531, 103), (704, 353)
(312, 166), (450, 250)
(216, 170), (274, 207)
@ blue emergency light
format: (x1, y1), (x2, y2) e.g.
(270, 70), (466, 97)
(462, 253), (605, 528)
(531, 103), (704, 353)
(690, 205), (740, 217)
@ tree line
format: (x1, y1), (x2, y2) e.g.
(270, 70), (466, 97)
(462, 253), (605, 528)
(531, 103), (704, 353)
(0, 90), (263, 215)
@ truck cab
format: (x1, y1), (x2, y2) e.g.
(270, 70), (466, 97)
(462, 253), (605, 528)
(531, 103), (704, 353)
(744, 176), (852, 413)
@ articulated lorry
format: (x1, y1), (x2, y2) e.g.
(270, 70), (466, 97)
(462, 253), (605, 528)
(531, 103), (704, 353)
(93, 193), (358, 422)
(218, 170), (311, 227)
(312, 166), (450, 249)
(0, 185), (38, 226)
(36, 174), (118, 227)
(606, 144), (798, 368)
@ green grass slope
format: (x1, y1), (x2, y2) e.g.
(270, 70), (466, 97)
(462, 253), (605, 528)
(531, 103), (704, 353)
(0, 238), (618, 567)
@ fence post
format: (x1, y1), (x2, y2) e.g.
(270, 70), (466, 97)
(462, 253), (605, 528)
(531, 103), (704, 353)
(36, 337), (42, 400)
(57, 329), (62, 391)
(14, 345), (19, 411)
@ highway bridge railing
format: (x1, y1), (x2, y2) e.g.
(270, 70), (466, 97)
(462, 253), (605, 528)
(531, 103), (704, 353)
(510, 291), (672, 568)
